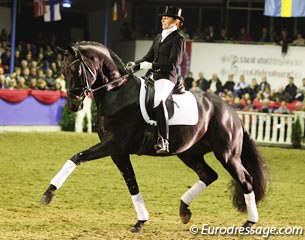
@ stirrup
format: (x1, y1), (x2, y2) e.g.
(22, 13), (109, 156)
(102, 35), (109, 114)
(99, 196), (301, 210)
(154, 137), (169, 154)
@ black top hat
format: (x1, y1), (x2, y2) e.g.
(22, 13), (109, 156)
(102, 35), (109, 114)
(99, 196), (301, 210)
(159, 6), (184, 23)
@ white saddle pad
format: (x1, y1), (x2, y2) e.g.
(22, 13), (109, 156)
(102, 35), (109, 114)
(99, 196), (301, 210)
(139, 78), (199, 126)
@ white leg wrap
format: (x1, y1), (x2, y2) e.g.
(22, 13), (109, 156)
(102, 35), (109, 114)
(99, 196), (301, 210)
(131, 192), (149, 221)
(50, 160), (76, 189)
(181, 180), (207, 205)
(244, 191), (259, 223)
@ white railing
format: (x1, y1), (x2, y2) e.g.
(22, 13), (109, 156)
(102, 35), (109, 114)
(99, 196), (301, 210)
(236, 111), (305, 147)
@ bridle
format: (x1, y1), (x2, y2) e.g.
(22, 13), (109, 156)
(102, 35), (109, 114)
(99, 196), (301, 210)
(64, 54), (130, 100)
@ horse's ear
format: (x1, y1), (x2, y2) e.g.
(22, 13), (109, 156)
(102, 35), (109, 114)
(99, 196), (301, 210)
(66, 45), (79, 57)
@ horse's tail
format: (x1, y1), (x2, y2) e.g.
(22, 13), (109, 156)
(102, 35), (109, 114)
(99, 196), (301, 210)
(231, 131), (267, 212)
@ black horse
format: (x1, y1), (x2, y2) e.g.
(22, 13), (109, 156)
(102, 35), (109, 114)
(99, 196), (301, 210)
(41, 41), (267, 233)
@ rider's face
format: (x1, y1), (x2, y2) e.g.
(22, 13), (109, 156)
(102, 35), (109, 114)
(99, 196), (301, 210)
(161, 16), (176, 30)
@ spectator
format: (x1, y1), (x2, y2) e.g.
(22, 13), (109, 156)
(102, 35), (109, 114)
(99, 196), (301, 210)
(21, 67), (31, 85)
(204, 26), (217, 42)
(29, 66), (37, 79)
(269, 90), (277, 102)
(222, 74), (235, 93)
(243, 99), (254, 111)
(257, 27), (270, 43)
(274, 101), (290, 114)
(20, 59), (28, 71)
(218, 28), (230, 41)
(234, 74), (249, 97)
(25, 51), (33, 66)
(184, 72), (194, 91)
(196, 72), (209, 91)
(50, 62), (60, 79)
(28, 78), (38, 90)
(262, 86), (271, 100)
(249, 78), (260, 100)
(45, 69), (55, 89)
(231, 97), (244, 110)
(15, 76), (28, 89)
(259, 99), (272, 113)
(37, 79), (47, 90)
(236, 27), (252, 42)
(275, 86), (286, 102)
(208, 73), (222, 95)
(44, 45), (55, 63)
(0, 58), (5, 74)
(55, 73), (66, 92)
(259, 76), (271, 92)
(189, 80), (202, 95)
(7, 77), (16, 90)
(75, 96), (92, 133)
(14, 50), (22, 67)
(0, 74), (6, 89)
(37, 52), (46, 70)
(277, 29), (292, 54)
(0, 28), (9, 42)
(1, 47), (10, 71)
(54, 81), (62, 91)
(14, 67), (22, 79)
(37, 69), (45, 80)
(292, 32), (305, 46)
(192, 27), (204, 41)
(284, 76), (297, 103)
(224, 91), (233, 105)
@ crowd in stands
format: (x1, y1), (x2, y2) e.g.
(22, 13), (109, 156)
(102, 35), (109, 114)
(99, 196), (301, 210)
(0, 31), (66, 92)
(133, 25), (305, 54)
(1, 26), (305, 114)
(183, 72), (305, 113)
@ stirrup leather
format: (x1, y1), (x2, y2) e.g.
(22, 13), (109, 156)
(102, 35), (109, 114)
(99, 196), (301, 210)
(154, 137), (169, 154)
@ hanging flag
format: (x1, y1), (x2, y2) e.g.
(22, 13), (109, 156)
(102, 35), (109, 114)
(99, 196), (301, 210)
(264, 0), (305, 17)
(113, 2), (118, 21)
(44, 0), (61, 22)
(33, 0), (46, 17)
(121, 0), (127, 18)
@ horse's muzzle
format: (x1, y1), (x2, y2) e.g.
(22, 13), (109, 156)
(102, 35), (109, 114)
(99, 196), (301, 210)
(68, 97), (84, 112)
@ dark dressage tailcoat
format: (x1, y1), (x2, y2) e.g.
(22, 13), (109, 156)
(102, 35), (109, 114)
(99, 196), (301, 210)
(136, 30), (186, 84)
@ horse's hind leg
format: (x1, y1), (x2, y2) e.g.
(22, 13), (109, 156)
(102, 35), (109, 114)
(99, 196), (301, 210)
(214, 148), (258, 227)
(111, 154), (149, 233)
(177, 153), (218, 224)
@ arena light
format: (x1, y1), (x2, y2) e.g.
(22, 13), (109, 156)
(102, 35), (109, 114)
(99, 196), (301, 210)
(62, 0), (71, 8)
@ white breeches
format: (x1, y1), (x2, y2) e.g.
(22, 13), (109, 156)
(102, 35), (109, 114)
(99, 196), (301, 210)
(154, 79), (175, 107)
(75, 97), (92, 133)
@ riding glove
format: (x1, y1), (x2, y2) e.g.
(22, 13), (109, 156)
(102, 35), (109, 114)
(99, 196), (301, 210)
(126, 61), (136, 70)
(140, 61), (152, 70)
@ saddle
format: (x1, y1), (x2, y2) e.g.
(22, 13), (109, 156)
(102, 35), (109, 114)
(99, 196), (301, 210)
(144, 74), (185, 120)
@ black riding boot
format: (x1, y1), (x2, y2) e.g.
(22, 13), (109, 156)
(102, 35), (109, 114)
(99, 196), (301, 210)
(154, 101), (169, 154)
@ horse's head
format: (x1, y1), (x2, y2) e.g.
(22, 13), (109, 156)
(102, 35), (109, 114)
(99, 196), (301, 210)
(60, 45), (95, 112)
(61, 42), (128, 112)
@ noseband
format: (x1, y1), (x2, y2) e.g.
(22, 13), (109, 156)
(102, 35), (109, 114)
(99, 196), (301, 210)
(65, 57), (95, 100)
(65, 55), (130, 100)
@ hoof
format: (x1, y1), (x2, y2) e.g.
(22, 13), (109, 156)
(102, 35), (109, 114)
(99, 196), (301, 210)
(40, 192), (55, 205)
(179, 200), (192, 224)
(130, 220), (146, 233)
(242, 220), (256, 229)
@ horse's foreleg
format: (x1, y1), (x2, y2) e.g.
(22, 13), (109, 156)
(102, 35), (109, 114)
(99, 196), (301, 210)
(41, 137), (116, 205)
(111, 155), (149, 233)
(177, 153), (218, 224)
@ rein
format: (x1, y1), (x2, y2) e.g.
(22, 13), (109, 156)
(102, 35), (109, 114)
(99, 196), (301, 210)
(65, 56), (130, 99)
